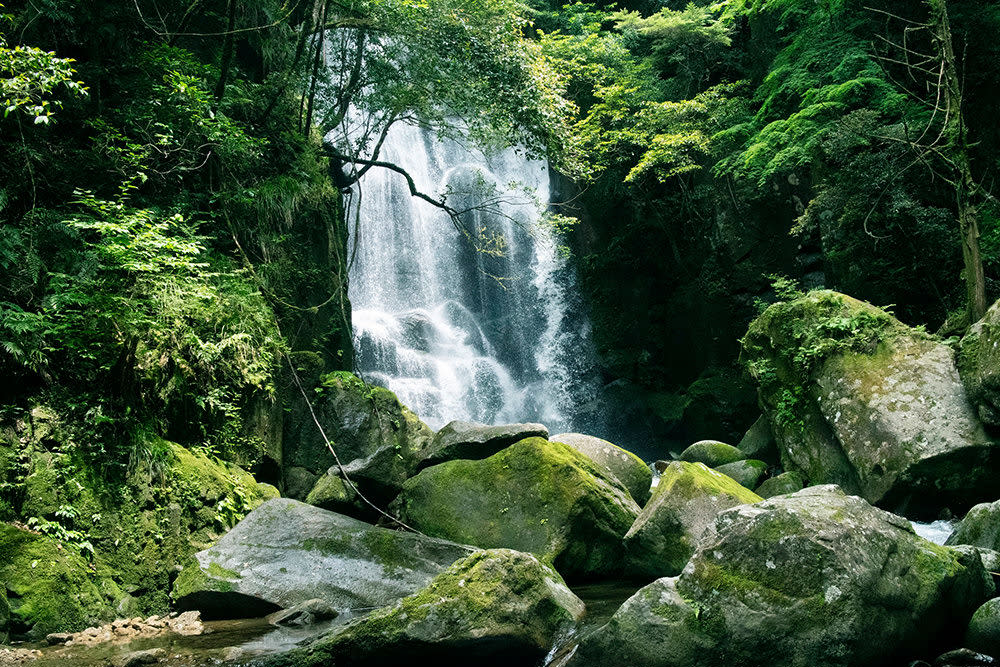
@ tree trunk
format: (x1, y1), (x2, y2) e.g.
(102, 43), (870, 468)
(929, 0), (987, 321)
(214, 0), (239, 106)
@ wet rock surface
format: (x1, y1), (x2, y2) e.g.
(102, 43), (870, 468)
(550, 432), (652, 505)
(624, 461), (761, 578)
(171, 498), (474, 618)
(393, 437), (639, 579)
(744, 291), (1000, 519)
(257, 549), (585, 667)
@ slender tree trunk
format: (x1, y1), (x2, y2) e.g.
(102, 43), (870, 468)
(929, 0), (986, 321)
(261, 3), (314, 124)
(304, 0), (329, 135)
(214, 0), (239, 106)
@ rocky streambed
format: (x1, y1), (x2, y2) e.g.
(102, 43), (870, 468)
(9, 291), (1000, 667)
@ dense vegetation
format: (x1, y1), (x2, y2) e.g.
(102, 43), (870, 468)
(531, 0), (1000, 442)
(2, 0), (1000, 631)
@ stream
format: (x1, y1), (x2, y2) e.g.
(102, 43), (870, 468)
(17, 583), (642, 666)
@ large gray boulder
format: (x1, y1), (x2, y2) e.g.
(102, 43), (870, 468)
(947, 500), (1000, 551)
(624, 461), (762, 578)
(392, 437), (640, 579)
(261, 549), (584, 667)
(282, 372), (433, 507)
(744, 290), (1000, 519)
(551, 432), (652, 505)
(171, 499), (474, 618)
(959, 299), (1000, 428)
(571, 486), (992, 667)
(417, 421), (548, 469)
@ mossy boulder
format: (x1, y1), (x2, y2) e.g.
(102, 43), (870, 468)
(282, 371), (432, 508)
(737, 415), (779, 465)
(417, 421), (549, 470)
(713, 459), (766, 490)
(0, 524), (123, 640)
(946, 500), (1000, 551)
(571, 486), (992, 667)
(92, 441), (278, 614)
(679, 440), (745, 467)
(754, 470), (806, 498)
(744, 290), (999, 519)
(949, 545), (1000, 594)
(262, 549), (585, 667)
(958, 299), (1000, 428)
(172, 498), (474, 618)
(391, 437), (640, 579)
(550, 432), (652, 505)
(1, 408), (277, 623)
(304, 468), (358, 514)
(966, 598), (1000, 657)
(624, 461), (762, 578)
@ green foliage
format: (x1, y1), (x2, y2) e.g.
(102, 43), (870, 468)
(318, 0), (577, 171)
(0, 6), (87, 124)
(49, 188), (283, 432)
(539, 2), (731, 183)
(26, 512), (95, 558)
(743, 291), (898, 432)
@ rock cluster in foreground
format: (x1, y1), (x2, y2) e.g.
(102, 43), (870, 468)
(261, 549), (584, 667)
(569, 486), (992, 667)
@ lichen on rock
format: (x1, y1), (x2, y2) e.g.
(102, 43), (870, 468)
(624, 460), (761, 578)
(570, 485), (992, 667)
(743, 290), (999, 519)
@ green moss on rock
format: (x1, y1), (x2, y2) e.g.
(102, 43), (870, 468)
(958, 299), (1000, 427)
(0, 523), (122, 639)
(304, 471), (356, 512)
(573, 486), (992, 667)
(754, 471), (805, 498)
(679, 441), (745, 467)
(946, 499), (1000, 551)
(1, 407), (278, 628)
(550, 432), (652, 505)
(743, 290), (999, 518)
(713, 459), (767, 490)
(0, 586), (9, 643)
(283, 371), (432, 510)
(262, 549), (585, 667)
(966, 597), (1000, 657)
(624, 461), (762, 578)
(392, 438), (640, 579)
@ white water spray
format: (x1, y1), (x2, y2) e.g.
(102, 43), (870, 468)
(346, 122), (604, 432)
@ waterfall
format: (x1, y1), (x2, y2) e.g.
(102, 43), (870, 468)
(347, 122), (606, 433)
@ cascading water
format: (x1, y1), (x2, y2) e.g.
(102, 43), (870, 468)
(347, 122), (606, 433)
